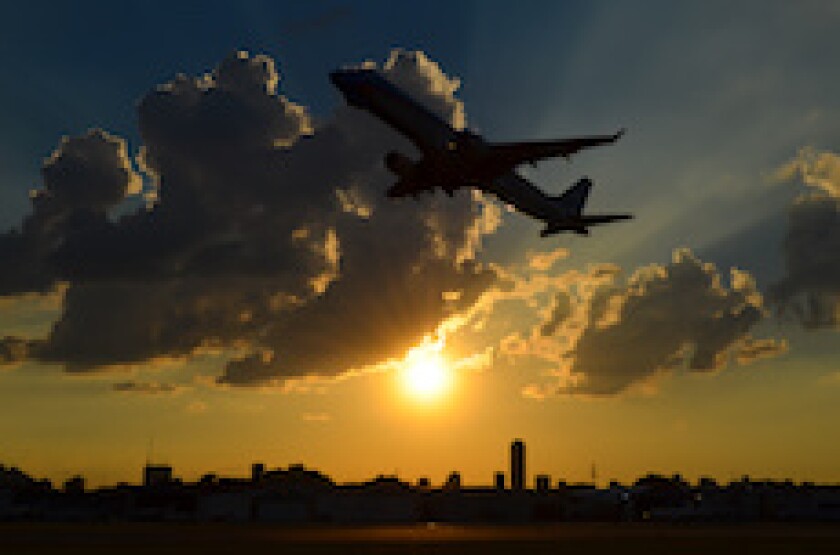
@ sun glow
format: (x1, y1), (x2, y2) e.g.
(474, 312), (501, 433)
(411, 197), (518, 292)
(401, 338), (452, 401)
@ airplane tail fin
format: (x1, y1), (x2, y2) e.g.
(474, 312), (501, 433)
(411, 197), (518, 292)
(552, 176), (592, 216)
(540, 177), (631, 237)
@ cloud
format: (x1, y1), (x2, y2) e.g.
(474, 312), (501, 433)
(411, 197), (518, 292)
(0, 50), (497, 385)
(563, 249), (785, 394)
(513, 249), (785, 396)
(520, 383), (550, 401)
(774, 148), (840, 197)
(539, 290), (572, 337)
(769, 148), (840, 329)
(735, 337), (789, 365)
(0, 337), (29, 364)
(381, 50), (466, 131)
(0, 130), (141, 295)
(111, 381), (183, 395)
(526, 247), (569, 272)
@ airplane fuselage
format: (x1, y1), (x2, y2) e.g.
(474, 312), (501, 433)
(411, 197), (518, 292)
(331, 69), (493, 192)
(330, 67), (631, 235)
(331, 68), (458, 152)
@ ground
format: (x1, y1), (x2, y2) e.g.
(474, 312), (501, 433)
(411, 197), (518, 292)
(3, 523), (840, 554)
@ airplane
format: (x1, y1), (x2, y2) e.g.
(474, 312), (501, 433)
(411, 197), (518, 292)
(329, 67), (632, 236)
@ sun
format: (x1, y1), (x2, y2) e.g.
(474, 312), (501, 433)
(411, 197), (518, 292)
(401, 339), (452, 401)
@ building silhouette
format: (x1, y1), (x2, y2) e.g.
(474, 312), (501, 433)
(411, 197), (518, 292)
(63, 475), (85, 494)
(143, 463), (173, 488)
(511, 439), (525, 491)
(251, 463), (265, 483)
(444, 471), (462, 491)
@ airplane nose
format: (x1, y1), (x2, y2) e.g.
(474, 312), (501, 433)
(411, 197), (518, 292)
(329, 70), (345, 89)
(329, 69), (367, 108)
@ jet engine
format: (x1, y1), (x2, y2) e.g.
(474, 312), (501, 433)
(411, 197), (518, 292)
(455, 130), (482, 151)
(384, 151), (416, 178)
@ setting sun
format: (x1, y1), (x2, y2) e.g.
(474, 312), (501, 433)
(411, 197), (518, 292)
(401, 339), (452, 401)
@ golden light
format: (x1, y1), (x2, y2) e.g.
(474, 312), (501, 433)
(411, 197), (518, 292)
(400, 338), (452, 401)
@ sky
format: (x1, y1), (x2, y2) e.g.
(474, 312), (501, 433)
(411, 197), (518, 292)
(1, 0), (839, 488)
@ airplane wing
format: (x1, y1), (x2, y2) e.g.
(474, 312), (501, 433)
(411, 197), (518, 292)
(387, 177), (434, 198)
(487, 129), (625, 169)
(479, 172), (556, 223)
(379, 106), (456, 154)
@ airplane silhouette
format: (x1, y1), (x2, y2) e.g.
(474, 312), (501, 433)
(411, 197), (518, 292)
(330, 68), (631, 236)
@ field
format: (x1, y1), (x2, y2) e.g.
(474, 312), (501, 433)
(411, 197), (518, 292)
(2, 522), (840, 554)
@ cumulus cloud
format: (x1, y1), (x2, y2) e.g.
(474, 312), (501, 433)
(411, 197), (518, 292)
(381, 50), (465, 131)
(0, 49), (497, 384)
(770, 148), (840, 329)
(514, 249), (786, 396)
(0, 130), (141, 295)
(774, 148), (840, 197)
(564, 249), (786, 394)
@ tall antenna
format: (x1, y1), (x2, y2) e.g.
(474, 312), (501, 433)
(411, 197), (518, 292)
(146, 437), (155, 466)
(591, 461), (598, 484)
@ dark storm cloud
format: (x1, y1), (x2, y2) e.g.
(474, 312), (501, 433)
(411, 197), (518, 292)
(0, 50), (498, 384)
(770, 149), (840, 329)
(542, 249), (786, 395)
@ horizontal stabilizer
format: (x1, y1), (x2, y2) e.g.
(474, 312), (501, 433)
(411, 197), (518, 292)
(540, 177), (632, 237)
(578, 214), (633, 225)
(540, 214), (632, 237)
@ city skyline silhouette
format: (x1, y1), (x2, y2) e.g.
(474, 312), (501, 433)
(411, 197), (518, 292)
(4, 437), (840, 525)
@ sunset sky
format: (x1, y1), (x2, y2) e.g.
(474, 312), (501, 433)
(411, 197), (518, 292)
(1, 1), (839, 489)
